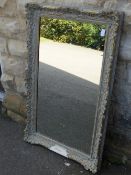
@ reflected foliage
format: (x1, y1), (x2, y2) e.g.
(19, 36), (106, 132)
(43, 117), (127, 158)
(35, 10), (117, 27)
(40, 18), (105, 50)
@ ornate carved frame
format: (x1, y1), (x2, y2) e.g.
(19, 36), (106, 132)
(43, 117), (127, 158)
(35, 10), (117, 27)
(24, 4), (123, 173)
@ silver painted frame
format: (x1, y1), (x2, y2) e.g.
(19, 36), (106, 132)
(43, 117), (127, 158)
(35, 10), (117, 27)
(24, 4), (123, 173)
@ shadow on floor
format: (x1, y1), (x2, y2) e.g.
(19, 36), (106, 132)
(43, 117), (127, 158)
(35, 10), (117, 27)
(37, 63), (99, 154)
(0, 116), (130, 175)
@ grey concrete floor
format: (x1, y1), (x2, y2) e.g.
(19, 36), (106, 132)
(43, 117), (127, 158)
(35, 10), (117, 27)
(0, 116), (130, 175)
(38, 63), (98, 154)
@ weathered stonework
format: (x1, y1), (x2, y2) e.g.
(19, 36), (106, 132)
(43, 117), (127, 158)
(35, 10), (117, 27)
(0, 0), (8, 8)
(7, 109), (26, 123)
(0, 37), (7, 53)
(104, 0), (118, 11)
(0, 18), (26, 39)
(0, 0), (131, 167)
(3, 92), (26, 117)
(8, 39), (27, 57)
(0, 0), (17, 17)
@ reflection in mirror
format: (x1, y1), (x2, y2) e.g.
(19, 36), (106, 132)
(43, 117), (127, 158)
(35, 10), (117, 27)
(37, 17), (106, 154)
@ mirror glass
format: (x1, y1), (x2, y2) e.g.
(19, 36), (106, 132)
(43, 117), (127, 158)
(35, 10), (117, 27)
(37, 17), (106, 154)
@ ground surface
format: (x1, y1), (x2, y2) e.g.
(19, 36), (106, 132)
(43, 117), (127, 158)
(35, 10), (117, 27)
(39, 39), (103, 85)
(0, 116), (130, 175)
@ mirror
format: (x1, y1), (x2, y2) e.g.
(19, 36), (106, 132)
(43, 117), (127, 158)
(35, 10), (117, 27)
(38, 18), (105, 155)
(25, 4), (122, 173)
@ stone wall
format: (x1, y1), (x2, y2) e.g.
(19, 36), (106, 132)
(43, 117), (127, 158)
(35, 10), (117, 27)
(0, 0), (131, 165)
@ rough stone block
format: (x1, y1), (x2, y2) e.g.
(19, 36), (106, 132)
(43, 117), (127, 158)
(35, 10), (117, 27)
(0, 17), (19, 36)
(105, 123), (131, 166)
(0, 55), (27, 93)
(120, 34), (131, 48)
(15, 76), (27, 95)
(0, 55), (27, 76)
(125, 15), (131, 25)
(122, 3), (131, 25)
(113, 81), (125, 103)
(123, 24), (131, 35)
(119, 47), (131, 61)
(0, 56), (16, 90)
(0, 0), (17, 17)
(1, 73), (14, 90)
(0, 17), (26, 38)
(7, 110), (26, 123)
(119, 34), (131, 61)
(3, 92), (27, 118)
(8, 39), (27, 57)
(104, 0), (117, 11)
(0, 37), (7, 54)
(113, 80), (131, 108)
(123, 3), (131, 14)
(0, 0), (7, 8)
(115, 61), (127, 81)
(20, 100), (27, 117)
(17, 0), (104, 15)
(0, 55), (6, 76)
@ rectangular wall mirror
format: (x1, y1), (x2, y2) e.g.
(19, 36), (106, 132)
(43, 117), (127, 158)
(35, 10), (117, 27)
(25, 4), (123, 173)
